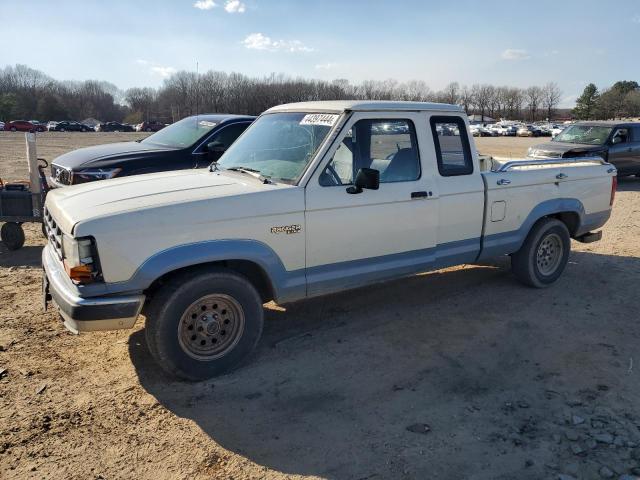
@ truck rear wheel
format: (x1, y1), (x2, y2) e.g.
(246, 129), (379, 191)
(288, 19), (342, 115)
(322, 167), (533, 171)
(511, 218), (570, 288)
(144, 268), (264, 381)
(1, 222), (25, 250)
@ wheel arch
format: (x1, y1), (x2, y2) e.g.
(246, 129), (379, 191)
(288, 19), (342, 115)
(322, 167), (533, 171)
(144, 259), (276, 304)
(114, 239), (305, 305)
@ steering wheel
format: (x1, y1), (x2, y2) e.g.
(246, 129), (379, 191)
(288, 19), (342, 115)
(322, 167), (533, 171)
(324, 164), (343, 186)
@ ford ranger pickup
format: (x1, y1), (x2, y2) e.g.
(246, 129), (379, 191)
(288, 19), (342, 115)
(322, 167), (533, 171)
(42, 101), (617, 380)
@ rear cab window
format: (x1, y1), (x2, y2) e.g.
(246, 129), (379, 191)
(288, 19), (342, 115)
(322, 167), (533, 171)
(430, 116), (473, 176)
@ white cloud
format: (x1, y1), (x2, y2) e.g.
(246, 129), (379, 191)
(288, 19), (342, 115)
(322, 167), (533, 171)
(225, 0), (246, 13)
(135, 59), (150, 65)
(501, 49), (530, 60)
(315, 62), (338, 70)
(194, 0), (216, 10)
(151, 66), (177, 78)
(242, 33), (313, 52)
(632, 14), (640, 23)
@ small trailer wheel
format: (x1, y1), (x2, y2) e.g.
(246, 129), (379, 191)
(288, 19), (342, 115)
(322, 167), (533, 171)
(1, 222), (26, 250)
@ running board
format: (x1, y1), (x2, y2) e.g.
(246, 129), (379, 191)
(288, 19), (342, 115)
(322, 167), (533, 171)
(575, 231), (602, 243)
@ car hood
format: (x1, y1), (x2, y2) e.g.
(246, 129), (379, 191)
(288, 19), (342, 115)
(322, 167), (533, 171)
(51, 141), (177, 169)
(530, 141), (605, 156)
(45, 169), (290, 234)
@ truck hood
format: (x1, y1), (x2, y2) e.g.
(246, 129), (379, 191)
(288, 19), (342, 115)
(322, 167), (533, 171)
(51, 141), (177, 169)
(530, 141), (606, 157)
(45, 169), (286, 233)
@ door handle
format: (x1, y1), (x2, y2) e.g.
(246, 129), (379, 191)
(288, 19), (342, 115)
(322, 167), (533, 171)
(556, 173), (568, 180)
(496, 179), (511, 186)
(411, 191), (430, 199)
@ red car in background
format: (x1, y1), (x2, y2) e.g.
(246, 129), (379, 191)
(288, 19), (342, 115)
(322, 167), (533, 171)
(136, 121), (166, 132)
(4, 120), (46, 132)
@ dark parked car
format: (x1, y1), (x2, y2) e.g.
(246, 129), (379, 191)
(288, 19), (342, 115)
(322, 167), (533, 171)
(4, 120), (46, 132)
(95, 121), (135, 132)
(50, 121), (93, 132)
(528, 121), (640, 177)
(50, 114), (255, 187)
(137, 121), (166, 132)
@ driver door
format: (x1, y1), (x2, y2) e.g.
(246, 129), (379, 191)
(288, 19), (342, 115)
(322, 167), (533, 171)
(608, 127), (634, 173)
(304, 112), (438, 297)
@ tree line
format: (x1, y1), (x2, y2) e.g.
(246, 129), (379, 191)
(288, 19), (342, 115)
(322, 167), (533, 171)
(572, 81), (640, 120)
(4, 63), (632, 125)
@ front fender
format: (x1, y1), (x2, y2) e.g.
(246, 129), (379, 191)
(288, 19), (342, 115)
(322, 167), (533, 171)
(95, 239), (307, 303)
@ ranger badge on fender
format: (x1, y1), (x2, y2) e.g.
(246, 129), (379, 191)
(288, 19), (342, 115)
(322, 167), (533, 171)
(270, 225), (301, 235)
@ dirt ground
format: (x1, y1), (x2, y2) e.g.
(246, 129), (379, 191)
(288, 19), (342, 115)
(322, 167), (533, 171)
(0, 131), (639, 480)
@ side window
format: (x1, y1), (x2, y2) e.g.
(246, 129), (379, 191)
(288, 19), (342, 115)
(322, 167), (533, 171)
(612, 128), (629, 144)
(430, 116), (473, 176)
(211, 122), (250, 149)
(633, 126), (640, 143)
(320, 119), (420, 186)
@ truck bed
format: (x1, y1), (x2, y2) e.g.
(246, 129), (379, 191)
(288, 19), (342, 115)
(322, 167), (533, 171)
(478, 157), (615, 260)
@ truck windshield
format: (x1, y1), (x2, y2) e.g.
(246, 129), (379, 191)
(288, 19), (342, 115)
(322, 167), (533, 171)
(216, 112), (338, 183)
(553, 125), (613, 145)
(141, 117), (218, 148)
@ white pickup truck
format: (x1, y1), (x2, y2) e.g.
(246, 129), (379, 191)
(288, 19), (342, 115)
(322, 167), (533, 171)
(42, 101), (617, 380)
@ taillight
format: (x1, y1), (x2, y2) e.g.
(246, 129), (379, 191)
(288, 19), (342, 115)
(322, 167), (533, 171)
(610, 176), (617, 206)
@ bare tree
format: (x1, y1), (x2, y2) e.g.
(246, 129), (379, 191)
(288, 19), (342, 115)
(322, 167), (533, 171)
(542, 82), (562, 120)
(525, 86), (543, 121)
(472, 84), (493, 120)
(441, 82), (460, 105)
(459, 85), (474, 114)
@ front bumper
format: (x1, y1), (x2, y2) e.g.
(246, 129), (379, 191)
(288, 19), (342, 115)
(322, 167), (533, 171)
(42, 244), (145, 333)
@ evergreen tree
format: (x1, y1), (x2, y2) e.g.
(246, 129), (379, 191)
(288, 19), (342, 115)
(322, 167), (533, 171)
(572, 83), (599, 120)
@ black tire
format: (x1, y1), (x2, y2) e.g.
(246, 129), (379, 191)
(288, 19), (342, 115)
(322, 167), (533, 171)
(1, 222), (26, 250)
(146, 127), (152, 132)
(10, 127), (16, 132)
(511, 218), (570, 288)
(144, 268), (264, 381)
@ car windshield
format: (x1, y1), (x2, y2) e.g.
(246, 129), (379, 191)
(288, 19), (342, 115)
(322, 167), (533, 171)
(216, 112), (338, 184)
(553, 125), (613, 145)
(141, 116), (218, 148)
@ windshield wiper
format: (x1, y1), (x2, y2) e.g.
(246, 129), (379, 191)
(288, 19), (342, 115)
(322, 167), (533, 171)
(224, 166), (273, 184)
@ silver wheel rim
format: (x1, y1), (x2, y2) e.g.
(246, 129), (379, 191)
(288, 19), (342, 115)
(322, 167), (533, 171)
(536, 233), (563, 276)
(177, 294), (245, 360)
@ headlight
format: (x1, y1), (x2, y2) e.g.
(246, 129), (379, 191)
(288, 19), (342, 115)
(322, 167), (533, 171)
(62, 235), (100, 283)
(73, 167), (122, 184)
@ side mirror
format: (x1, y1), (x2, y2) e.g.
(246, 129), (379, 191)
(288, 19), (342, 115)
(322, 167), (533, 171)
(347, 167), (379, 194)
(611, 136), (622, 145)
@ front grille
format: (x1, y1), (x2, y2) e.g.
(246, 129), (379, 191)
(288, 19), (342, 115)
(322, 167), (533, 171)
(51, 164), (72, 185)
(43, 207), (64, 260)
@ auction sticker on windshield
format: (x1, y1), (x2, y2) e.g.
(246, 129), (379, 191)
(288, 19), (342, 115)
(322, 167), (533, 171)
(199, 121), (217, 128)
(300, 114), (339, 127)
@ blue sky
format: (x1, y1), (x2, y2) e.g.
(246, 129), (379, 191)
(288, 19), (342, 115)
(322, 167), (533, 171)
(1, 0), (639, 106)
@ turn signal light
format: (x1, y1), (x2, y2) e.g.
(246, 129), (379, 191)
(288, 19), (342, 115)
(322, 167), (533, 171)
(64, 262), (94, 284)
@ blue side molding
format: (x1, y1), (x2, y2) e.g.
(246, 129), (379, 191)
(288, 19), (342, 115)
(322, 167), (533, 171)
(104, 239), (307, 303)
(82, 198), (610, 304)
(306, 237), (480, 297)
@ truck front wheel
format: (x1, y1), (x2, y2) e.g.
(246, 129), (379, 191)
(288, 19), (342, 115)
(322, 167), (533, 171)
(144, 269), (264, 381)
(511, 218), (571, 288)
